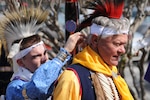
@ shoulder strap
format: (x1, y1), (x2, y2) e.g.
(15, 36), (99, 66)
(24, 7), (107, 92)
(67, 64), (96, 100)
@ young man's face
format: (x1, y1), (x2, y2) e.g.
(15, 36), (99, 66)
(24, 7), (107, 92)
(21, 44), (49, 72)
(97, 34), (128, 66)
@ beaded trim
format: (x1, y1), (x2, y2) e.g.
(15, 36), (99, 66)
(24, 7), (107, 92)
(56, 48), (70, 62)
(22, 88), (29, 100)
(56, 51), (68, 62)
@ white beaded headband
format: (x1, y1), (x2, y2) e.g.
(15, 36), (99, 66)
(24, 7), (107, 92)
(14, 41), (44, 60)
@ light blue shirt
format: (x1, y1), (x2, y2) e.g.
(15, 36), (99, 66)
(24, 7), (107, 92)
(6, 48), (71, 100)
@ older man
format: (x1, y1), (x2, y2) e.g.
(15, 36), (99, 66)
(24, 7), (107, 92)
(52, 0), (134, 100)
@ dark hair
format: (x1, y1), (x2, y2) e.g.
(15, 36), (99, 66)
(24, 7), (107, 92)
(20, 34), (41, 50)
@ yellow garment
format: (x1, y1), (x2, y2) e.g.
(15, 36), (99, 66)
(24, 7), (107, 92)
(53, 46), (134, 100)
(72, 46), (134, 100)
(53, 70), (81, 100)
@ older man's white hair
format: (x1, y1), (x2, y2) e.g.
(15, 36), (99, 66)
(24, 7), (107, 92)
(90, 16), (130, 38)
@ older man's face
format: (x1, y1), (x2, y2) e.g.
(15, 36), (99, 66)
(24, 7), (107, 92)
(97, 34), (128, 66)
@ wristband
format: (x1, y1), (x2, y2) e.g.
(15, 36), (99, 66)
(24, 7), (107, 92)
(56, 48), (71, 62)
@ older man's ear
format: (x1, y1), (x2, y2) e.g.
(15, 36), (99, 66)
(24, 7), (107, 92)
(89, 34), (99, 49)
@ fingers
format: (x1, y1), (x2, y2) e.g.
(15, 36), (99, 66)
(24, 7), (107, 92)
(64, 32), (87, 53)
(72, 32), (87, 43)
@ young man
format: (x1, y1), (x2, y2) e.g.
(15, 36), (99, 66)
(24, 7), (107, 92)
(52, 0), (134, 100)
(6, 33), (84, 100)
(0, 6), (85, 100)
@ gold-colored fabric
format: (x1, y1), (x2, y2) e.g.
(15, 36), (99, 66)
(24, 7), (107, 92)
(52, 70), (81, 100)
(72, 46), (134, 100)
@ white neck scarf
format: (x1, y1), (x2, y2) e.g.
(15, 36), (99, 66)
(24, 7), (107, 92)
(11, 67), (33, 81)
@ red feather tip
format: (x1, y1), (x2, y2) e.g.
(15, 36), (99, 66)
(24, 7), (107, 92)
(94, 0), (124, 19)
(75, 0), (125, 32)
(66, 0), (77, 2)
(44, 44), (52, 51)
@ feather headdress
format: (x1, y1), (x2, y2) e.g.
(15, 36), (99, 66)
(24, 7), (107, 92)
(76, 0), (125, 32)
(0, 7), (49, 72)
(0, 7), (49, 58)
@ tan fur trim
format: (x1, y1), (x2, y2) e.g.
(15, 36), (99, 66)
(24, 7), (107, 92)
(91, 73), (106, 100)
